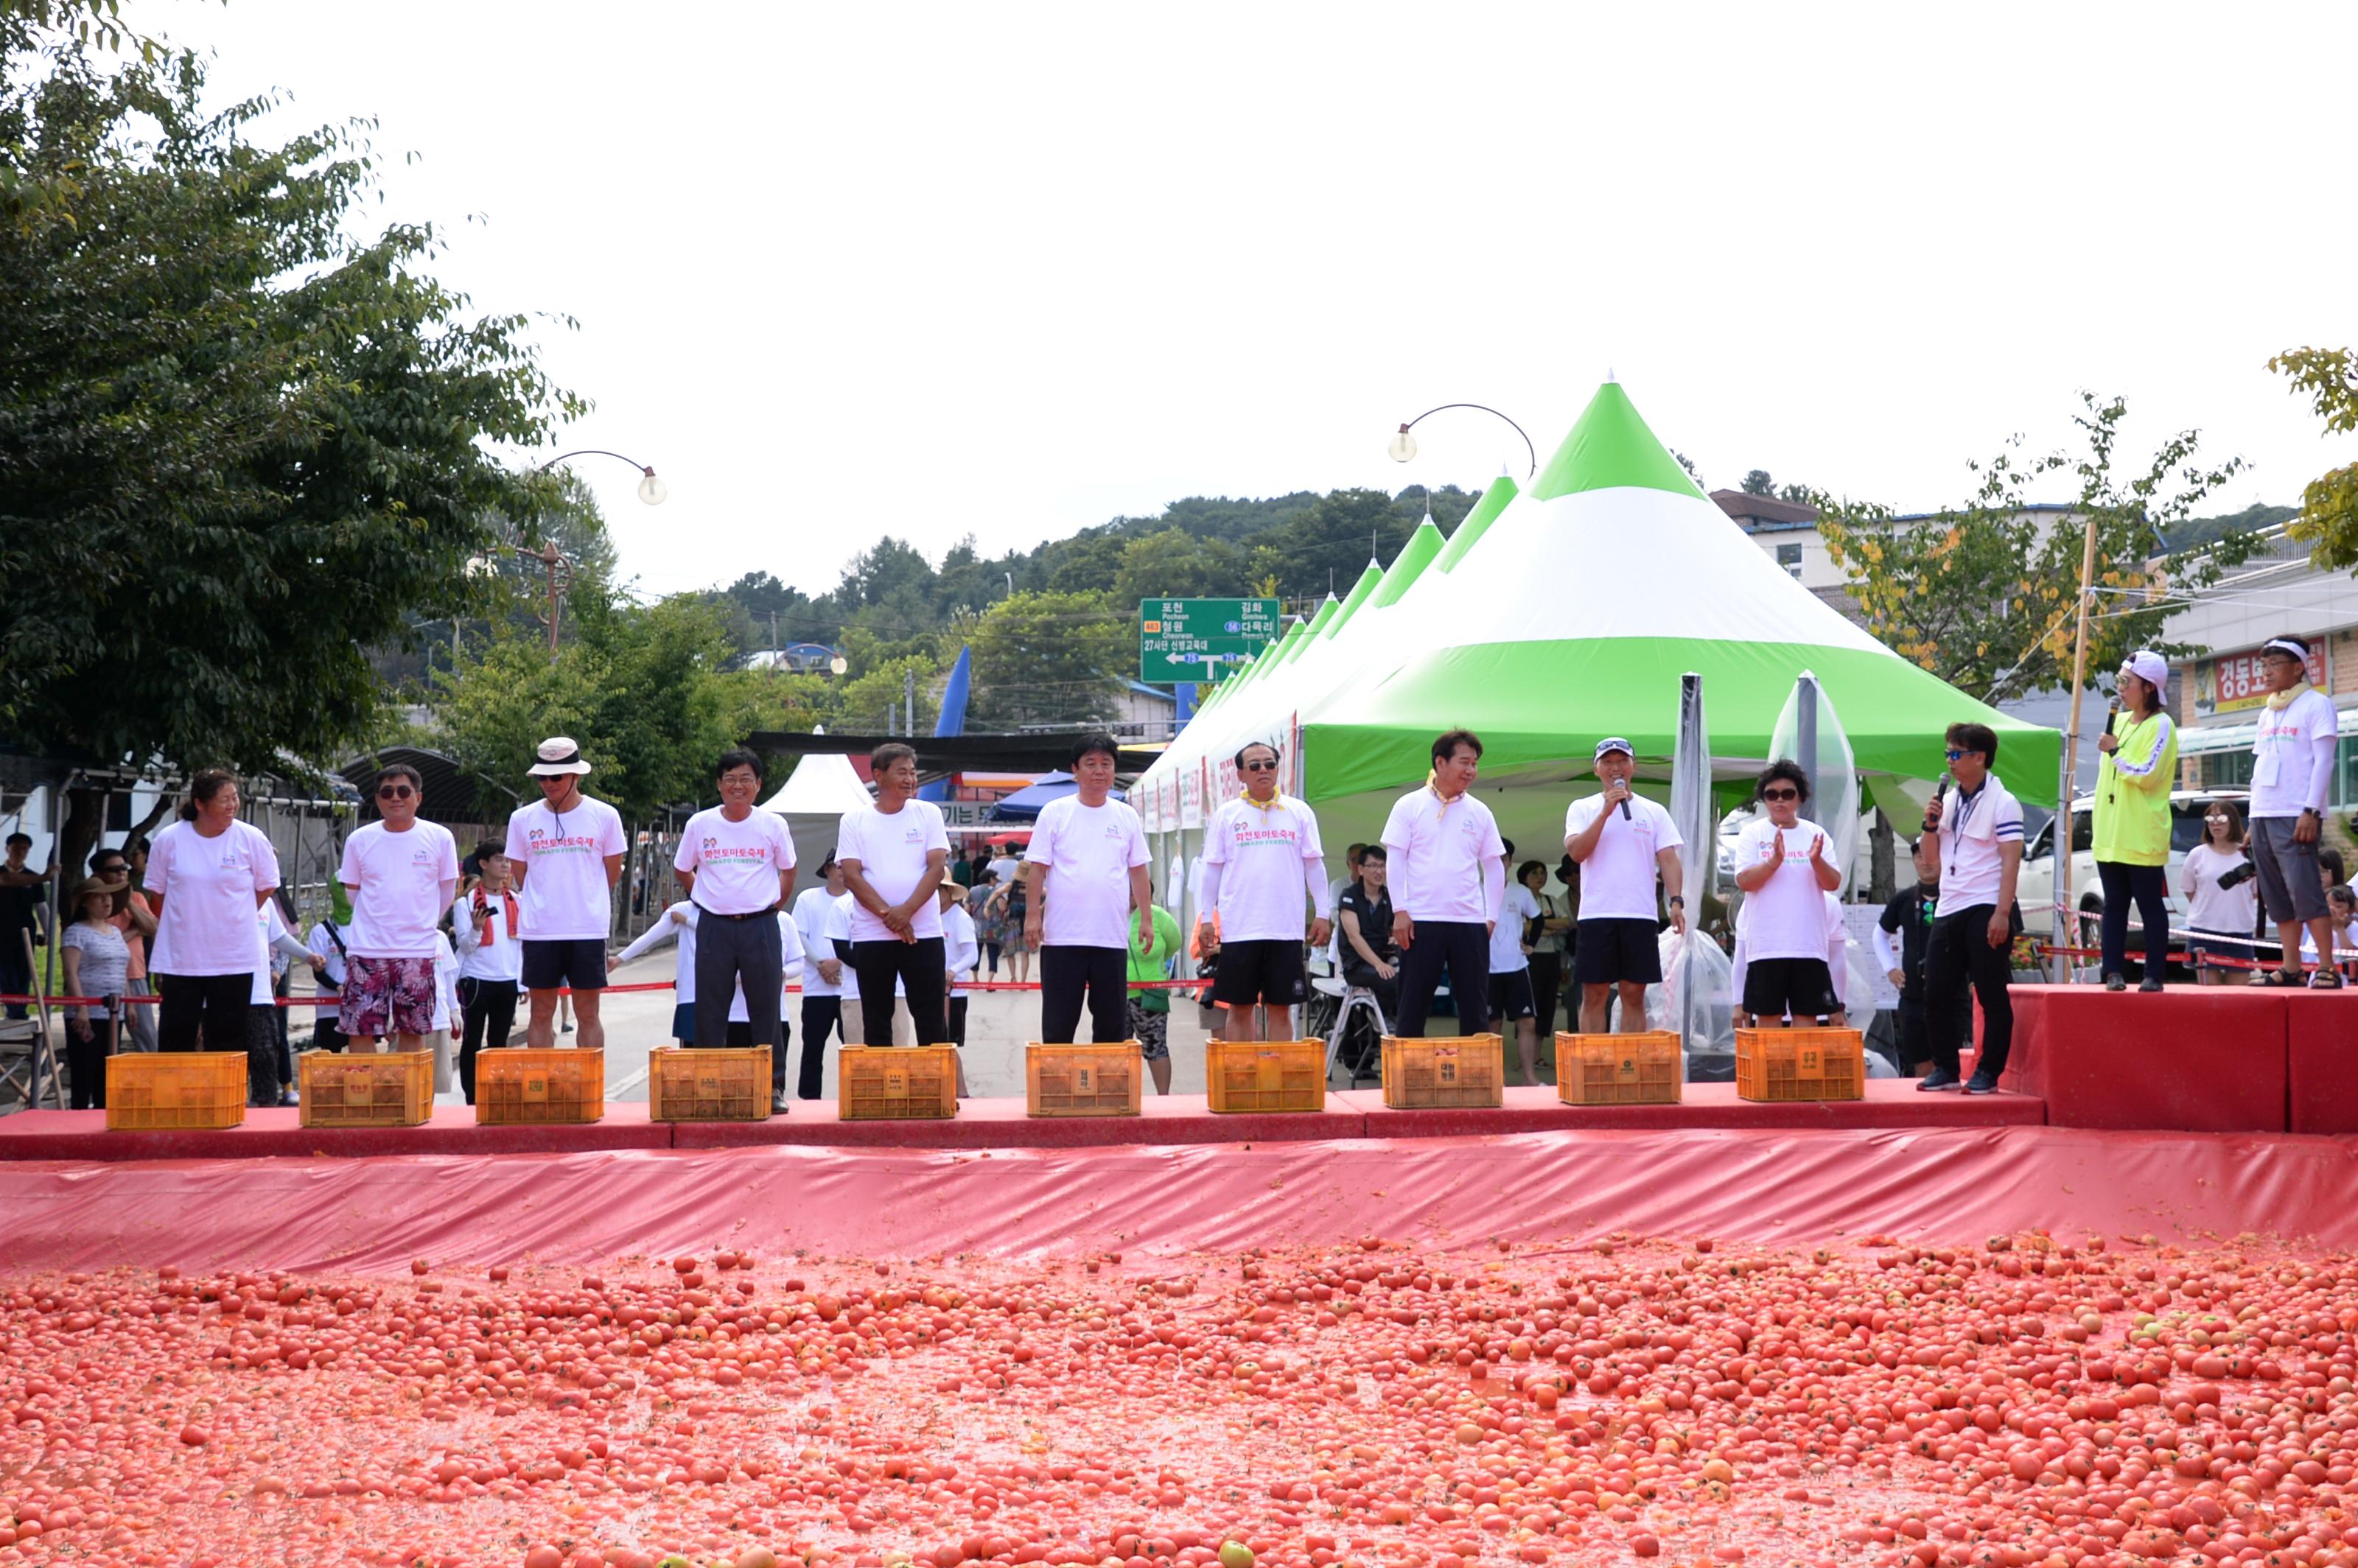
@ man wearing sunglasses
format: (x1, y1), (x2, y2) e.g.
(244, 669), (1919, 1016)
(336, 763), (461, 1057)
(1199, 741), (1332, 1042)
(1917, 722), (2022, 1093)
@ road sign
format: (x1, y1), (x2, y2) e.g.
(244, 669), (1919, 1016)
(1138, 598), (1282, 683)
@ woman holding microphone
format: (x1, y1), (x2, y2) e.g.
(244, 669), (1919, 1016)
(2093, 651), (2179, 992)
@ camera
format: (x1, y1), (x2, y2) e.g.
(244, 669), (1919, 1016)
(2217, 859), (2259, 892)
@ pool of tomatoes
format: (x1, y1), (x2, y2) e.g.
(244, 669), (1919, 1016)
(0, 1232), (2353, 1568)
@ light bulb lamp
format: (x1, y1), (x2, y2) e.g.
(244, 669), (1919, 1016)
(1388, 404), (1536, 477)
(511, 448), (667, 658)
(533, 448), (668, 505)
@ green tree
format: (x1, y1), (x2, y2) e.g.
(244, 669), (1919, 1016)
(1813, 394), (2259, 705)
(1, 22), (584, 880)
(1740, 469), (1775, 496)
(2268, 347), (2358, 571)
(968, 589), (1127, 729)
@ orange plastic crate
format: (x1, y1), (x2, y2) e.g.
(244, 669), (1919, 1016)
(1556, 1031), (1684, 1106)
(649, 1046), (772, 1122)
(1204, 1039), (1326, 1113)
(105, 1051), (248, 1130)
(475, 1047), (605, 1124)
(1735, 1027), (1864, 1102)
(1380, 1035), (1504, 1109)
(1026, 1041), (1142, 1116)
(839, 1045), (959, 1120)
(298, 1049), (433, 1127)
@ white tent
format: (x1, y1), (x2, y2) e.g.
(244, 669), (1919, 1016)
(760, 728), (872, 881)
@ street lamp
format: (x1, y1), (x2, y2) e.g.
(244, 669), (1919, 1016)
(1388, 404), (1537, 477)
(534, 448), (668, 505)
(511, 447), (668, 659)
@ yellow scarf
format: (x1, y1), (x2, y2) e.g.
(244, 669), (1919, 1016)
(2265, 681), (2315, 712)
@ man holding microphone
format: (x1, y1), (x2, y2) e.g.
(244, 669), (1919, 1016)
(1918, 721), (2023, 1093)
(1563, 738), (1685, 1034)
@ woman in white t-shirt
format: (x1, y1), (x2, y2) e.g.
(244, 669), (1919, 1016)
(59, 882), (130, 1109)
(2181, 800), (2261, 986)
(1730, 760), (1845, 1026)
(147, 769), (281, 1057)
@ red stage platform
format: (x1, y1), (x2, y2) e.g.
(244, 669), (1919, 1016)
(0, 1079), (2042, 1161)
(2000, 984), (2355, 1133)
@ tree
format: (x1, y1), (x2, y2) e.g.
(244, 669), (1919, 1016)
(1740, 469), (1775, 496)
(2268, 347), (2358, 571)
(1, 23), (582, 880)
(1813, 394), (2259, 706)
(968, 590), (1127, 729)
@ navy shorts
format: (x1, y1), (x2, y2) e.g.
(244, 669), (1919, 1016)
(1573, 918), (1662, 987)
(1742, 956), (1841, 1020)
(1487, 968), (1536, 1021)
(1211, 939), (1306, 1007)
(522, 937), (607, 992)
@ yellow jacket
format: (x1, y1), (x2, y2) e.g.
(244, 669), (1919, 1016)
(2093, 709), (2177, 866)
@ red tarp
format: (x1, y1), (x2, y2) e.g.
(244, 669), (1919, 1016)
(2, 1125), (2354, 1275)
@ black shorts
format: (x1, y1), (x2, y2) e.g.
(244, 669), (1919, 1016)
(1487, 968), (1536, 1022)
(1573, 918), (1662, 987)
(1742, 956), (1841, 1020)
(521, 937), (608, 992)
(1211, 939), (1306, 1007)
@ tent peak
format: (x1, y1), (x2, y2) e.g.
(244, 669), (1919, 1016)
(1530, 382), (1704, 503)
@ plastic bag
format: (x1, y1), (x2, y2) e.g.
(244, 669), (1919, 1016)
(1768, 673), (1861, 896)
(1645, 926), (1735, 1071)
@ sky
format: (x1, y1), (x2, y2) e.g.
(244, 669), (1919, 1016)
(118, 0), (2358, 601)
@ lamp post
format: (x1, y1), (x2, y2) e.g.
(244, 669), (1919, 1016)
(1387, 403), (1537, 477)
(519, 447), (668, 658)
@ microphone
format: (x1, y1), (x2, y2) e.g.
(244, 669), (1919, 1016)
(1619, 786), (1632, 822)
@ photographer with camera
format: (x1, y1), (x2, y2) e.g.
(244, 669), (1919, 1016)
(2181, 800), (2260, 986)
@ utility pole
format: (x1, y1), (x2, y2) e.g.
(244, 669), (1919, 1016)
(906, 671), (917, 737)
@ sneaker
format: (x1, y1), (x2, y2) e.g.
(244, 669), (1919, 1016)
(2104, 973), (2126, 993)
(2139, 976), (2163, 993)
(1916, 1068), (1960, 1093)
(1964, 1071), (2000, 1095)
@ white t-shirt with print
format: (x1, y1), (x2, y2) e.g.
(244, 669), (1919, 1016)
(1564, 793), (1683, 923)
(836, 799), (952, 942)
(1379, 786), (1505, 923)
(1203, 793), (1329, 942)
(1029, 796), (1150, 950)
(504, 796), (629, 942)
(1488, 883), (1540, 973)
(148, 818), (281, 977)
(339, 819), (460, 959)
(1736, 815), (1834, 962)
(674, 806), (794, 916)
(2249, 688), (2338, 819)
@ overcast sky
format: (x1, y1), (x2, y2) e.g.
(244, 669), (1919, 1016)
(122, 1), (2358, 601)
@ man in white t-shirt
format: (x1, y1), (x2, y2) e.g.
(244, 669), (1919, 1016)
(1379, 729), (1506, 1037)
(1488, 850), (1544, 1082)
(337, 763), (461, 1056)
(789, 855), (851, 1101)
(2247, 634), (2342, 987)
(505, 737), (629, 1049)
(1025, 732), (1152, 1045)
(1729, 760), (1844, 1027)
(1918, 721), (2023, 1094)
(1563, 738), (1685, 1034)
(674, 747), (797, 1061)
(1199, 740), (1332, 1041)
(836, 742), (953, 1046)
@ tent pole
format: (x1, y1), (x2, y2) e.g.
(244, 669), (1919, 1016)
(2057, 512), (2102, 984)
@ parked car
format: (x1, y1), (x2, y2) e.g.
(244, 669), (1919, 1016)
(2015, 788), (2252, 944)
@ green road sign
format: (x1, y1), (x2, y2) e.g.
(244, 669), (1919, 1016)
(1138, 598), (1283, 683)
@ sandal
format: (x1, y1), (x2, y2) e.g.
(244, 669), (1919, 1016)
(2256, 967), (2300, 988)
(2310, 970), (2345, 990)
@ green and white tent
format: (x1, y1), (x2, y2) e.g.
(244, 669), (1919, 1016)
(1284, 380), (2058, 855)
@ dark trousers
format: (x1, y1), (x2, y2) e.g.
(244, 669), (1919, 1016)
(693, 911), (782, 1052)
(1395, 919), (1491, 1037)
(797, 996), (843, 1099)
(1925, 903), (2012, 1079)
(1038, 944), (1127, 1044)
(310, 997), (346, 1054)
(2097, 861), (2170, 979)
(67, 1016), (113, 1109)
(457, 977), (518, 1104)
(245, 1004), (279, 1105)
(156, 972), (253, 1054)
(1527, 952), (1562, 1031)
(948, 995), (969, 1047)
(848, 937), (949, 1046)
(0, 936), (31, 1021)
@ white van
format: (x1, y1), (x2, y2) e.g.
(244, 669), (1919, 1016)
(2015, 789), (2252, 942)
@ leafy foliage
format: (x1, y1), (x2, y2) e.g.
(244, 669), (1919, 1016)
(2268, 347), (2358, 573)
(1811, 394), (2259, 706)
(968, 591), (1130, 729)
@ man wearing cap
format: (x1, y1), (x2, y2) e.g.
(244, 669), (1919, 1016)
(1563, 738), (1686, 1034)
(504, 737), (630, 1049)
(1198, 740), (1332, 1043)
(1379, 729), (1505, 1038)
(2249, 635), (2343, 987)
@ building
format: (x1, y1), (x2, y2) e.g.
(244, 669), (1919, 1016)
(2164, 529), (2358, 813)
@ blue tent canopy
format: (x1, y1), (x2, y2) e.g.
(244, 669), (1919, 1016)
(989, 771), (1129, 822)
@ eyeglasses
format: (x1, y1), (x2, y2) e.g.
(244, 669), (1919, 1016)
(2204, 815), (2229, 824)
(377, 785), (415, 800)
(1944, 749), (1966, 762)
(1240, 760), (1278, 772)
(1761, 788), (1800, 802)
